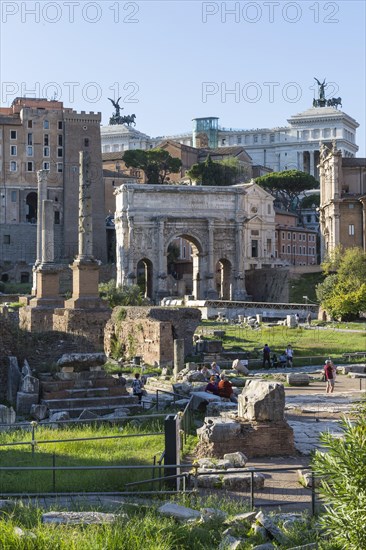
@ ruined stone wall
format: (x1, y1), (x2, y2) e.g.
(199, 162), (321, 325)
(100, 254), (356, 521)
(245, 268), (289, 302)
(104, 306), (201, 366)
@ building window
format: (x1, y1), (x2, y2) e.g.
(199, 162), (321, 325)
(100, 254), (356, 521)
(43, 162), (50, 170)
(58, 135), (63, 146)
(282, 245), (285, 253)
(349, 203), (354, 209)
(27, 133), (33, 145)
(287, 245), (291, 253)
(27, 161), (34, 172)
(10, 130), (17, 140)
(44, 120), (49, 129)
(349, 224), (355, 236)
(237, 136), (242, 144)
(44, 147), (50, 157)
(253, 135), (258, 143)
(293, 245), (296, 254)
(10, 145), (17, 156)
(293, 233), (296, 240)
(270, 134), (275, 142)
(44, 134), (49, 146)
(267, 204), (271, 214)
(282, 232), (285, 239)
(57, 163), (63, 173)
(287, 232), (291, 240)
(10, 161), (17, 172)
(27, 146), (33, 156)
(266, 239), (272, 253)
(27, 120), (33, 128)
(84, 138), (90, 147)
(58, 121), (63, 130)
(54, 211), (60, 224)
(3, 235), (10, 244)
(11, 191), (17, 202)
(251, 240), (258, 258)
(57, 148), (63, 158)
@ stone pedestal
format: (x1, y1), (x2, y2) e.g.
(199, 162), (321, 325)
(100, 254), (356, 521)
(64, 259), (104, 310)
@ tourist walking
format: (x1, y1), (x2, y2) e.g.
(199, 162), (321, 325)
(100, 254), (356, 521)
(285, 345), (294, 368)
(131, 372), (145, 403)
(307, 312), (312, 327)
(262, 344), (271, 369)
(324, 359), (335, 394)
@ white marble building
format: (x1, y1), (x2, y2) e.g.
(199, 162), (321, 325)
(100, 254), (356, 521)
(101, 106), (359, 180)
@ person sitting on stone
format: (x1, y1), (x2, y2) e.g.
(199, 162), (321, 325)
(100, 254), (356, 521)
(210, 361), (221, 380)
(218, 374), (238, 403)
(271, 354), (279, 369)
(201, 364), (210, 380)
(205, 375), (219, 395)
(278, 353), (287, 368)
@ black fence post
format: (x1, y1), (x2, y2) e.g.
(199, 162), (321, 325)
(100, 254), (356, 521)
(164, 414), (181, 490)
(250, 470), (255, 510)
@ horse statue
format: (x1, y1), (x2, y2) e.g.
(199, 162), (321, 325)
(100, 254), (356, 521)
(121, 114), (136, 127)
(327, 97), (342, 109)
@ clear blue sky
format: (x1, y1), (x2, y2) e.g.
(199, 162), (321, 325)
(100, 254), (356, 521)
(1, 0), (365, 154)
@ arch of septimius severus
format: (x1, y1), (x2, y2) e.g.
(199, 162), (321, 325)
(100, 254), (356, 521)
(115, 182), (276, 303)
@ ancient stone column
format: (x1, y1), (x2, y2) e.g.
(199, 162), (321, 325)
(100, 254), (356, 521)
(156, 218), (168, 301)
(127, 215), (135, 285)
(78, 151), (93, 260)
(41, 200), (54, 263)
(173, 339), (185, 380)
(32, 170), (48, 293)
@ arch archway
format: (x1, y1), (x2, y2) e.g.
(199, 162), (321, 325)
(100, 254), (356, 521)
(136, 258), (153, 299)
(216, 258), (232, 300)
(167, 234), (203, 299)
(26, 192), (37, 223)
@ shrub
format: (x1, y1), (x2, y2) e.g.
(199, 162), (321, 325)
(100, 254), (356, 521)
(99, 280), (150, 308)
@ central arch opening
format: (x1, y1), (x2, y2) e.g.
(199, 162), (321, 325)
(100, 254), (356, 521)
(167, 234), (202, 299)
(216, 258), (232, 300)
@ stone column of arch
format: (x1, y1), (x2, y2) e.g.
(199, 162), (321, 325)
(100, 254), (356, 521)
(233, 220), (248, 301)
(127, 215), (135, 285)
(156, 218), (168, 301)
(32, 170), (48, 294)
(206, 219), (218, 299)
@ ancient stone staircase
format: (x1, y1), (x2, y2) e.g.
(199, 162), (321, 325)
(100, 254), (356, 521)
(39, 370), (139, 418)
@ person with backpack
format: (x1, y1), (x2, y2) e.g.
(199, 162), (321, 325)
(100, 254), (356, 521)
(324, 359), (335, 394)
(132, 372), (144, 403)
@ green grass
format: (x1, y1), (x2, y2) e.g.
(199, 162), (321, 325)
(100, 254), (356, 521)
(0, 422), (166, 494)
(0, 497), (330, 550)
(201, 321), (366, 362)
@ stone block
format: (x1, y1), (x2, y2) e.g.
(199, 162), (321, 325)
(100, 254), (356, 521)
(238, 380), (285, 421)
(255, 511), (288, 545)
(206, 401), (237, 416)
(78, 409), (100, 421)
(218, 535), (243, 549)
(20, 375), (39, 394)
(223, 452), (248, 468)
(223, 473), (265, 491)
(197, 474), (223, 488)
(187, 371), (207, 382)
(0, 405), (16, 424)
(57, 353), (107, 371)
(232, 359), (249, 375)
(204, 340), (223, 353)
(7, 356), (21, 406)
(30, 404), (49, 421)
(157, 503), (201, 521)
(42, 512), (119, 525)
(16, 392), (38, 415)
(190, 392), (221, 411)
(197, 420), (241, 443)
(287, 373), (310, 387)
(49, 411), (70, 422)
(223, 511), (257, 525)
(21, 360), (32, 377)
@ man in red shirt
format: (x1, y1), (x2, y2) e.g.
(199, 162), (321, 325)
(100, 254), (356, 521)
(218, 374), (238, 403)
(324, 359), (335, 394)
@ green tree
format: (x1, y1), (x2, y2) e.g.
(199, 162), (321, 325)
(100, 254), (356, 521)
(123, 149), (182, 184)
(299, 193), (320, 209)
(316, 247), (366, 320)
(186, 155), (238, 186)
(255, 170), (319, 210)
(311, 400), (366, 549)
(99, 280), (149, 308)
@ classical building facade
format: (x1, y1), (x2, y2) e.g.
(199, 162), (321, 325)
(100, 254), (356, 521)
(101, 106), (359, 181)
(115, 182), (276, 302)
(318, 144), (366, 259)
(0, 98), (106, 280)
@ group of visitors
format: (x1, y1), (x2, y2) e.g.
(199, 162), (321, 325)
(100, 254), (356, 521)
(262, 344), (294, 369)
(204, 362), (237, 403)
